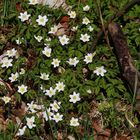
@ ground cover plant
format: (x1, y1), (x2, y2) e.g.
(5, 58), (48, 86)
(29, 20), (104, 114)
(0, 0), (140, 139)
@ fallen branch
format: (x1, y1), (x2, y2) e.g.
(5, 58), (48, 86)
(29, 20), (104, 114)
(91, 0), (140, 51)
(108, 22), (140, 111)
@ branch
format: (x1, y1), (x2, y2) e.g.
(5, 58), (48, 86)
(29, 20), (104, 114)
(90, 0), (140, 51)
(108, 22), (140, 111)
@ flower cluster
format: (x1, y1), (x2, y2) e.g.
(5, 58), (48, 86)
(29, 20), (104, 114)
(0, 1), (110, 138)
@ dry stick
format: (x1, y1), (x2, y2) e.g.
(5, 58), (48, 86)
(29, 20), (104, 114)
(91, 0), (140, 51)
(95, 0), (112, 51)
(108, 23), (140, 111)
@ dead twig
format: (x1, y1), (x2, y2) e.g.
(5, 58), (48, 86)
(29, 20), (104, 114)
(94, 0), (112, 51)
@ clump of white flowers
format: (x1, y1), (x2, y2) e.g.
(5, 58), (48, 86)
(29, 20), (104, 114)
(18, 84), (28, 95)
(80, 33), (90, 42)
(29, 0), (39, 5)
(49, 25), (58, 34)
(42, 46), (52, 57)
(51, 58), (61, 68)
(42, 108), (54, 121)
(34, 35), (43, 42)
(70, 117), (80, 126)
(16, 126), (27, 136)
(18, 11), (31, 22)
(0, 1), (112, 136)
(93, 66), (107, 76)
(50, 100), (61, 112)
(5, 48), (17, 58)
(58, 35), (69, 45)
(36, 15), (48, 26)
(67, 57), (79, 67)
(2, 96), (11, 104)
(45, 87), (56, 97)
(69, 92), (81, 104)
(9, 72), (19, 82)
(68, 11), (76, 19)
(26, 116), (36, 129)
(83, 5), (90, 11)
(40, 73), (49, 80)
(82, 17), (90, 25)
(0, 57), (13, 68)
(53, 113), (63, 123)
(84, 53), (93, 64)
(55, 82), (65, 92)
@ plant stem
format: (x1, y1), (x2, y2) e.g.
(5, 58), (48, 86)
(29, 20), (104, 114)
(95, 0), (112, 52)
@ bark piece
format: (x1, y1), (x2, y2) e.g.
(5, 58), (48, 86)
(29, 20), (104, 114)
(39, 0), (71, 11)
(108, 23), (140, 111)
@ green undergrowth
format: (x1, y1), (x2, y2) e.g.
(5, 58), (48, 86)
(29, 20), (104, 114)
(0, 0), (140, 139)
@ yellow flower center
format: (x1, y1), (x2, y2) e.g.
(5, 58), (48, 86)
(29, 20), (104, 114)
(73, 96), (77, 100)
(40, 18), (44, 23)
(20, 87), (25, 93)
(87, 56), (91, 60)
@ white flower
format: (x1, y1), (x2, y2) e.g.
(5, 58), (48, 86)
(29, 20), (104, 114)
(50, 100), (61, 112)
(58, 35), (69, 46)
(42, 108), (53, 121)
(26, 116), (36, 129)
(67, 57), (79, 67)
(0, 57), (13, 68)
(34, 35), (43, 42)
(18, 84), (28, 95)
(68, 11), (76, 19)
(82, 17), (90, 25)
(9, 72), (19, 82)
(42, 46), (52, 57)
(45, 87), (56, 97)
(70, 117), (79, 126)
(51, 58), (60, 68)
(88, 26), (94, 32)
(69, 92), (81, 104)
(53, 113), (63, 123)
(36, 15), (48, 26)
(87, 89), (92, 94)
(20, 68), (25, 75)
(44, 43), (50, 46)
(18, 11), (31, 22)
(71, 26), (78, 32)
(49, 25), (58, 34)
(93, 66), (107, 76)
(55, 82), (65, 92)
(16, 38), (22, 45)
(16, 126), (27, 136)
(27, 101), (39, 113)
(83, 5), (90, 11)
(40, 85), (45, 92)
(67, 135), (75, 140)
(58, 67), (65, 74)
(80, 33), (90, 42)
(6, 48), (17, 58)
(29, 0), (39, 5)
(84, 53), (93, 64)
(2, 96), (11, 104)
(45, 37), (52, 42)
(40, 73), (49, 80)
